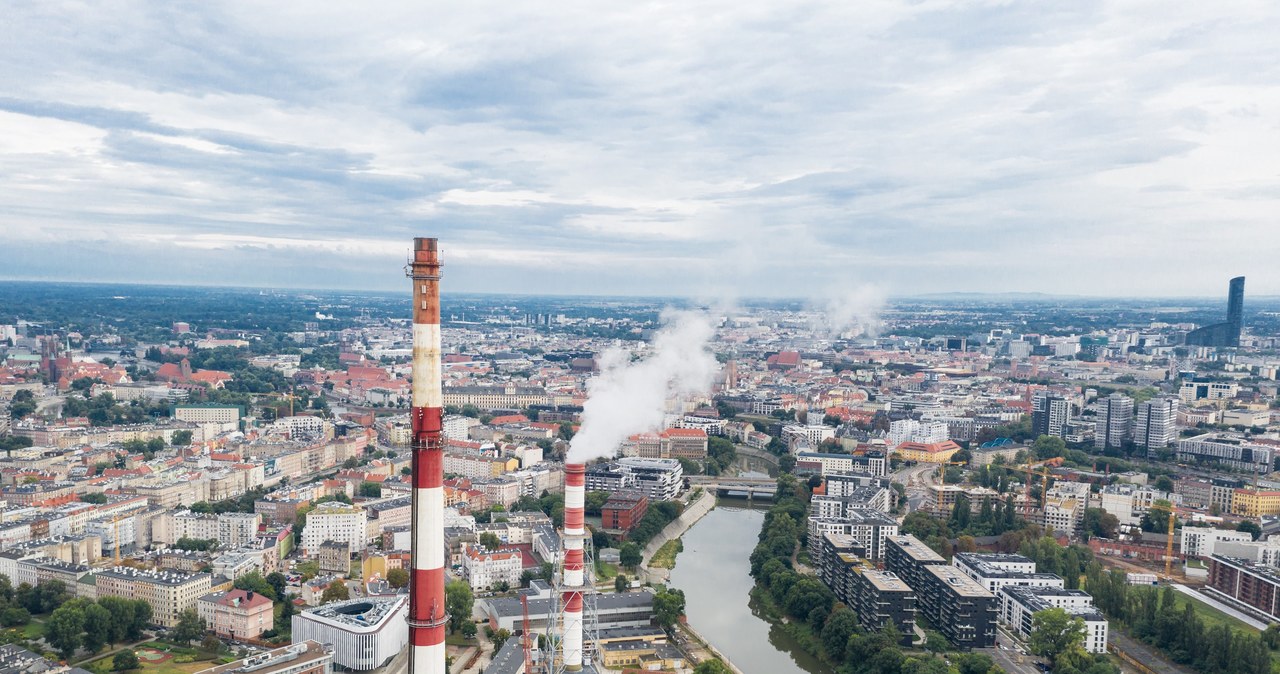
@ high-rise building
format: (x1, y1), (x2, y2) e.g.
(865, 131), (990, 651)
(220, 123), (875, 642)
(1032, 395), (1071, 438)
(1186, 277), (1245, 348)
(1135, 397), (1179, 455)
(1094, 393), (1133, 451)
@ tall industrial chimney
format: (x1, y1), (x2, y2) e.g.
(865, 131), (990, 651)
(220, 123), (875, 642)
(407, 239), (446, 674)
(562, 463), (587, 671)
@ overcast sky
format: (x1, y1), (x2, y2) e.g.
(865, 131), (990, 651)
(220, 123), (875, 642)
(2, 2), (1278, 299)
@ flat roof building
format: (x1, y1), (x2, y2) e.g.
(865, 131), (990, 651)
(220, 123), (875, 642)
(292, 596), (408, 672)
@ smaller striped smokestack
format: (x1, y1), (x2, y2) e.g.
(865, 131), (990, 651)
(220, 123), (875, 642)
(562, 463), (587, 671)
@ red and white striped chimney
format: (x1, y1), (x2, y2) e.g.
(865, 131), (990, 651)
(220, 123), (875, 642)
(408, 238), (446, 674)
(562, 462), (587, 671)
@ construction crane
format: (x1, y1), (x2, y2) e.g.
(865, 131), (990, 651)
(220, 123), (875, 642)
(1021, 463), (1054, 518)
(111, 514), (123, 564)
(520, 594), (533, 673)
(936, 460), (968, 486)
(1165, 509), (1177, 578)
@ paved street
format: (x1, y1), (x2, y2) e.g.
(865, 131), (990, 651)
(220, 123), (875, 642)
(892, 462), (939, 516)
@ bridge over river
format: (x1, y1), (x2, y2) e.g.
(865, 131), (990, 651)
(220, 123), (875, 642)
(687, 475), (778, 499)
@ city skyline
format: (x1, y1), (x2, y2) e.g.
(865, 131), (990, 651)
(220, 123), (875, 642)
(4, 3), (1279, 297)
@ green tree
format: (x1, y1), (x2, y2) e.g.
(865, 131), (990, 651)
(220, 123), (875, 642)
(619, 542), (642, 569)
(387, 568), (410, 589)
(172, 608), (205, 644)
(1029, 607), (1086, 664)
(1033, 434), (1067, 459)
(113, 650), (140, 671)
(0, 607), (29, 627)
(127, 599), (152, 641)
(1082, 508), (1120, 540)
(171, 430), (194, 446)
(1238, 519), (1263, 541)
(321, 582), (350, 604)
(358, 482), (382, 498)
(653, 588), (685, 629)
(693, 660), (734, 674)
(615, 575), (628, 593)
(461, 620), (477, 638)
(821, 607), (858, 660)
(47, 604), (85, 660)
(82, 603), (112, 653)
(265, 572), (288, 600)
(1141, 499), (1174, 533)
(234, 570), (278, 601)
(954, 652), (999, 674)
(446, 580), (474, 632)
(479, 532), (503, 550)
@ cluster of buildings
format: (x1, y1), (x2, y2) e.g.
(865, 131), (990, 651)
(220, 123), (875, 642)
(814, 533), (1109, 653)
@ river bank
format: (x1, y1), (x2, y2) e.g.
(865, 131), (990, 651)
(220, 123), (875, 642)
(668, 505), (835, 674)
(640, 488), (715, 583)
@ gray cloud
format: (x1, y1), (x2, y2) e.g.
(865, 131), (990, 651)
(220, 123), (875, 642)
(1, 1), (1278, 297)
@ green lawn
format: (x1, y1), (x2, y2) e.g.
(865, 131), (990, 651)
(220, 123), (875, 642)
(594, 561), (618, 580)
(21, 620), (46, 639)
(649, 540), (682, 569)
(1172, 589), (1262, 636)
(445, 633), (475, 647)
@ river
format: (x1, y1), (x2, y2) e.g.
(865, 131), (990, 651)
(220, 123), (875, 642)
(668, 501), (835, 674)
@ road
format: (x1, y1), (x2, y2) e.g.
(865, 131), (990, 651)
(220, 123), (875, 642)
(982, 626), (1048, 674)
(1108, 630), (1195, 674)
(892, 462), (939, 515)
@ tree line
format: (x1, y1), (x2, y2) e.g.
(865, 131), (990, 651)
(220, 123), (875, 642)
(1084, 564), (1271, 674)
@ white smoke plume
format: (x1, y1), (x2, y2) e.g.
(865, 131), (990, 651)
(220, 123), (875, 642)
(814, 282), (886, 338)
(567, 310), (720, 464)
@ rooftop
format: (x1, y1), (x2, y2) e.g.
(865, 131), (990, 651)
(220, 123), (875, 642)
(861, 569), (913, 593)
(299, 596), (407, 631)
(888, 535), (946, 564)
(194, 641), (332, 674)
(97, 567), (209, 586)
(926, 565), (994, 599)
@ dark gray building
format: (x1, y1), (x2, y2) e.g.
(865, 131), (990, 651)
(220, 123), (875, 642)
(885, 535), (996, 650)
(1186, 276), (1245, 348)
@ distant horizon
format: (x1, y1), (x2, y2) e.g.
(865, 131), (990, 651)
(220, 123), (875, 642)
(0, 276), (1267, 304)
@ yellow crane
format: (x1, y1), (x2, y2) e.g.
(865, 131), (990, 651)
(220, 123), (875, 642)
(111, 514), (123, 564)
(937, 460), (968, 485)
(1021, 463), (1053, 517)
(1165, 509), (1177, 578)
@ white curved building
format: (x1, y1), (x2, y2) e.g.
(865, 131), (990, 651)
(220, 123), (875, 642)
(291, 596), (408, 671)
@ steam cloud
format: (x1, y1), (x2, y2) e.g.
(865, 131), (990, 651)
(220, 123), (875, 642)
(567, 311), (720, 463)
(815, 283), (885, 338)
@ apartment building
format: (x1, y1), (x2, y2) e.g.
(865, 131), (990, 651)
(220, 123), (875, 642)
(461, 546), (523, 591)
(197, 589), (274, 640)
(1001, 586), (1108, 654)
(301, 503), (367, 556)
(94, 567), (213, 627)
